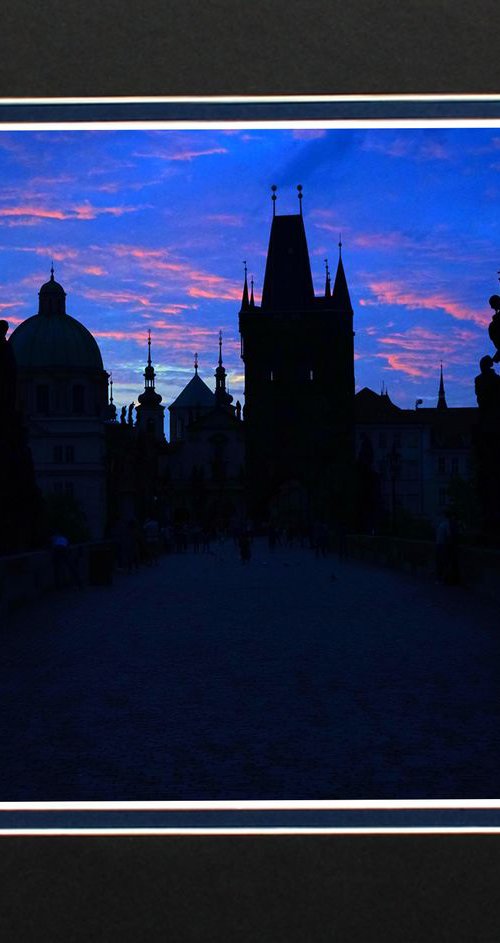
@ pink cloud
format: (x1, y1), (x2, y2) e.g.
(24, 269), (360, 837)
(361, 279), (487, 325)
(372, 325), (480, 378)
(101, 243), (243, 302)
(0, 202), (143, 222)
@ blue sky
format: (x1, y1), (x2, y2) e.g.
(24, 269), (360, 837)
(1, 126), (499, 414)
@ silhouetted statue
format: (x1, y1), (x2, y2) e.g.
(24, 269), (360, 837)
(127, 403), (135, 426)
(473, 305), (500, 534)
(120, 405), (126, 424)
(474, 355), (500, 414)
(0, 319), (17, 415)
(488, 295), (500, 363)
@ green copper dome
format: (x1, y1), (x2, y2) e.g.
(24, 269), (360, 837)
(8, 270), (104, 371)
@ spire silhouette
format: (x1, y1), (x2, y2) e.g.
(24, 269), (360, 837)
(250, 275), (255, 307)
(324, 258), (331, 299)
(194, 351), (198, 374)
(437, 361), (448, 410)
(214, 329), (232, 408)
(331, 242), (353, 314)
(241, 260), (249, 310)
(138, 330), (162, 406)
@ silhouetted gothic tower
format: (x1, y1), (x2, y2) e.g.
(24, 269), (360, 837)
(239, 187), (355, 523)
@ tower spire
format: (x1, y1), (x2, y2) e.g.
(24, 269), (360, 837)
(50, 260), (55, 281)
(271, 184), (277, 217)
(215, 329), (233, 409)
(109, 371), (114, 404)
(324, 258), (331, 299)
(331, 238), (353, 315)
(147, 328), (152, 367)
(437, 361), (448, 410)
(241, 260), (249, 309)
(194, 351), (198, 374)
(250, 275), (255, 306)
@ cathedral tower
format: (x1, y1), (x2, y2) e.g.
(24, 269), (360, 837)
(239, 188), (355, 524)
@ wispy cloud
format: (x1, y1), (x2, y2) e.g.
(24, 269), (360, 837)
(134, 146), (228, 162)
(360, 279), (487, 326)
(0, 202), (144, 222)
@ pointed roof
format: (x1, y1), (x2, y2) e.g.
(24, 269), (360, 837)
(169, 371), (215, 410)
(355, 387), (401, 421)
(437, 362), (448, 410)
(261, 213), (315, 312)
(331, 253), (353, 313)
(240, 261), (249, 310)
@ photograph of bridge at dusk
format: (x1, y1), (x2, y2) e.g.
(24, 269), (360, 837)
(1, 124), (500, 801)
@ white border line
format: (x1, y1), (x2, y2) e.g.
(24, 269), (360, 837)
(1, 828), (500, 837)
(1, 94), (500, 104)
(3, 119), (500, 132)
(1, 800), (500, 810)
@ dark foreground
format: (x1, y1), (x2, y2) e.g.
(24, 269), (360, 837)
(2, 539), (499, 800)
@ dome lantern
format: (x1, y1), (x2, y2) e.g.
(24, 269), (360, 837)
(38, 264), (67, 317)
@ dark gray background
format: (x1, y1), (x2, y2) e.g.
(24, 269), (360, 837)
(1, 1), (500, 939)
(1, 0), (499, 97)
(2, 835), (500, 942)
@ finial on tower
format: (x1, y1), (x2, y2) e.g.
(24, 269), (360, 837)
(250, 275), (255, 306)
(194, 351), (198, 374)
(297, 184), (303, 216)
(324, 258), (331, 298)
(147, 328), (152, 366)
(338, 233), (342, 258)
(218, 329), (223, 366)
(109, 372), (114, 404)
(50, 260), (55, 281)
(271, 184), (277, 217)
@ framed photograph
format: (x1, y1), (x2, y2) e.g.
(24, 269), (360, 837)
(1, 97), (500, 847)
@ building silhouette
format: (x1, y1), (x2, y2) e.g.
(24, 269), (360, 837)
(8, 268), (108, 539)
(239, 188), (355, 526)
(166, 337), (245, 529)
(2, 194), (490, 552)
(355, 368), (478, 531)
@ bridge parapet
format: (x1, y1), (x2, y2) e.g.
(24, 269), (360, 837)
(346, 534), (500, 605)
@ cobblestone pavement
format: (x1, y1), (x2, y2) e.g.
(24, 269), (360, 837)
(2, 539), (500, 800)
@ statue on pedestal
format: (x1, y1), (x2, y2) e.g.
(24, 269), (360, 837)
(473, 291), (500, 535)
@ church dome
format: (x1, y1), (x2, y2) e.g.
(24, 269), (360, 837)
(8, 269), (104, 371)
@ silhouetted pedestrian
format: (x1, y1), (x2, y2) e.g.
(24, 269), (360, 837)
(51, 533), (81, 588)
